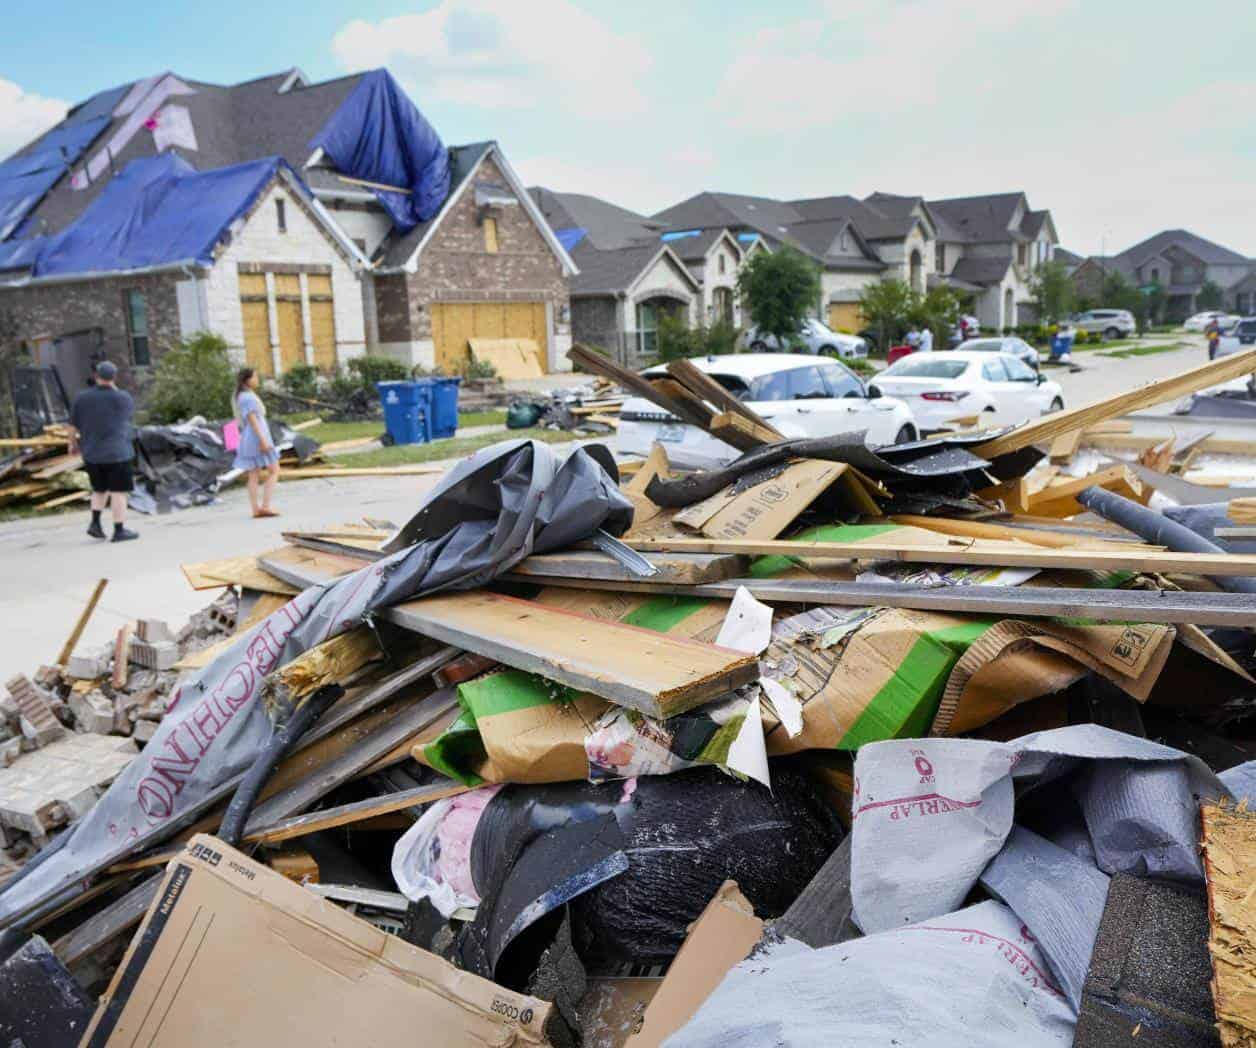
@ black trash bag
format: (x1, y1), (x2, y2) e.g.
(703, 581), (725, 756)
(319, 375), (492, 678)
(457, 766), (843, 984)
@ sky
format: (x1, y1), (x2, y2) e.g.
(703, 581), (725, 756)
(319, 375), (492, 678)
(2, 0), (1254, 256)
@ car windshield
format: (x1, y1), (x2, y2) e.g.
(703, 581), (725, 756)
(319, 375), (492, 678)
(962, 339), (1004, 352)
(709, 374), (752, 399)
(884, 358), (969, 379)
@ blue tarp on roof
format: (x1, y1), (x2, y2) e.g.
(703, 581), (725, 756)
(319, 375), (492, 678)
(0, 235), (47, 271)
(309, 69), (449, 232)
(0, 115), (112, 240)
(555, 227), (586, 252)
(34, 153), (297, 277)
(661, 229), (700, 241)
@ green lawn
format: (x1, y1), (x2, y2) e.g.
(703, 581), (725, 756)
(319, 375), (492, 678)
(1099, 342), (1186, 359)
(283, 409), (506, 447)
(343, 427), (576, 468)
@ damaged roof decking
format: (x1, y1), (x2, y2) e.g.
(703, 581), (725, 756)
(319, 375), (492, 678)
(10, 70), (367, 239)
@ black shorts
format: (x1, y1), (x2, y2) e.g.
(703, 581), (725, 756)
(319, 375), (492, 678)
(85, 460), (134, 494)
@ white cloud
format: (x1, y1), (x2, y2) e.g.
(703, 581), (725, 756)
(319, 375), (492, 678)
(0, 79), (68, 159)
(332, 0), (652, 119)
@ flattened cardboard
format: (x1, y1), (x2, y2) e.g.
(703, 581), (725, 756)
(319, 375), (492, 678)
(81, 834), (554, 1047)
(625, 880), (763, 1048)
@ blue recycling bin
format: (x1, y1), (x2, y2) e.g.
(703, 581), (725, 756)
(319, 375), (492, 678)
(1049, 332), (1075, 360)
(429, 377), (462, 439)
(376, 381), (431, 446)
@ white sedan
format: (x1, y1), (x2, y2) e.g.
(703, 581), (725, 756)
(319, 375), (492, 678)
(617, 353), (917, 465)
(867, 350), (1064, 431)
(1184, 311), (1240, 332)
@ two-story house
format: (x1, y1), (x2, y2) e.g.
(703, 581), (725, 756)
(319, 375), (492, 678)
(0, 68), (577, 394)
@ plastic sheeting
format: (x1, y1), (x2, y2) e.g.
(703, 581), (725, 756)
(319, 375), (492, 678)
(309, 68), (449, 231)
(0, 115), (111, 241)
(554, 227), (587, 252)
(667, 900), (1076, 1048)
(34, 153), (294, 277)
(0, 439), (631, 931)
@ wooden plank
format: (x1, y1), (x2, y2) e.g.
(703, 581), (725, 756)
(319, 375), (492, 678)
(180, 555), (298, 595)
(56, 579), (107, 667)
(52, 875), (161, 966)
(319, 436), (379, 453)
(381, 591), (759, 718)
(0, 436), (67, 448)
(624, 535), (1256, 577)
(525, 574), (1256, 627)
(111, 623), (132, 690)
(35, 490), (89, 510)
(31, 453), (83, 479)
(974, 349), (1256, 458)
(250, 779), (468, 845)
(1228, 497), (1256, 524)
(510, 549), (745, 585)
(666, 358), (783, 437)
(568, 343), (714, 429)
(585, 413), (619, 428)
(1199, 803), (1256, 1047)
(1025, 464), (1143, 518)
(290, 416), (322, 432)
(242, 688), (460, 834)
(1048, 427), (1084, 463)
(887, 514), (1157, 552)
(709, 411), (781, 449)
(263, 628), (383, 713)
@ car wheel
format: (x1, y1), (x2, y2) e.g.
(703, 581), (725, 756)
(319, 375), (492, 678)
(819, 344), (840, 358)
(750, 341), (768, 352)
(893, 424), (916, 444)
(1104, 326), (1120, 340)
(1048, 397), (1064, 413)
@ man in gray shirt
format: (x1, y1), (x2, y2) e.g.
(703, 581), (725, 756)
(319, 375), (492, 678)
(69, 361), (139, 542)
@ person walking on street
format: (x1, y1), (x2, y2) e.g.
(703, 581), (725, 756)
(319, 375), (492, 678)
(233, 368), (280, 518)
(69, 360), (139, 542)
(905, 325), (922, 353)
(918, 325), (934, 353)
(1206, 317), (1221, 360)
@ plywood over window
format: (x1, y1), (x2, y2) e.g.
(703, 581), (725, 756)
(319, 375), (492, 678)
(431, 301), (547, 372)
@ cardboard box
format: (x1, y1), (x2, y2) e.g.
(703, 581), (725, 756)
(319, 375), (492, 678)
(81, 834), (555, 1047)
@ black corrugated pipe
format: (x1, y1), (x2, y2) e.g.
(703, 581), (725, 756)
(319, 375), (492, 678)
(219, 684), (343, 847)
(1077, 486), (1256, 595)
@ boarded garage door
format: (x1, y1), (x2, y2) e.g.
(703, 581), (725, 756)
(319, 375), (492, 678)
(828, 303), (864, 332)
(431, 302), (547, 373)
(239, 273), (273, 377)
(308, 274), (337, 371)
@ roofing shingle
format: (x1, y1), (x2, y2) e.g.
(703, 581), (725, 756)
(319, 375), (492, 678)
(528, 188), (661, 251)
(569, 241), (691, 295)
(949, 255), (1012, 285)
(1119, 228), (1251, 267)
(928, 192), (1027, 244)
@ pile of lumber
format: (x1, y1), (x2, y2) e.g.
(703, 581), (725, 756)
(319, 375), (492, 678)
(0, 427), (88, 512)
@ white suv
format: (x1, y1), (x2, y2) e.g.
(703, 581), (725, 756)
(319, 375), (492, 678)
(1072, 309), (1136, 339)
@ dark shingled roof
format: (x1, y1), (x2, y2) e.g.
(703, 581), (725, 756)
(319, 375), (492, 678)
(569, 240), (694, 296)
(663, 227), (730, 262)
(789, 194), (916, 241)
(950, 255), (1012, 285)
(1119, 228), (1251, 267)
(528, 188), (663, 251)
(928, 192), (1028, 244)
(1054, 247), (1085, 268)
(11, 69), (367, 238)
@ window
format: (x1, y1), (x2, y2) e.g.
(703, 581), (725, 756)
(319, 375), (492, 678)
(275, 198), (286, 234)
(708, 373), (751, 399)
(749, 371), (793, 401)
(1151, 267), (1161, 283)
(636, 301), (660, 357)
(124, 289), (149, 365)
(787, 366), (828, 400)
(1003, 356), (1037, 382)
(718, 253), (726, 275)
(885, 358), (968, 379)
(819, 362), (863, 399)
(982, 358), (1009, 382)
(484, 216), (499, 254)
(1017, 243), (1027, 266)
(935, 242), (945, 273)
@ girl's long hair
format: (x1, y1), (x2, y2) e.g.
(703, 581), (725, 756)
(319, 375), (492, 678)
(235, 367), (255, 397)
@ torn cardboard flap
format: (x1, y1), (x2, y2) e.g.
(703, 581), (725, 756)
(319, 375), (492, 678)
(81, 834), (555, 1047)
(625, 880), (763, 1048)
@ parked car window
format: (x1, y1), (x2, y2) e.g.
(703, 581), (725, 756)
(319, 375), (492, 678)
(787, 366), (829, 400)
(750, 371), (793, 401)
(1003, 356), (1037, 382)
(960, 338), (1003, 352)
(884, 358), (969, 379)
(709, 374), (751, 399)
(982, 358), (1008, 382)
(1009, 338), (1032, 355)
(818, 362), (863, 399)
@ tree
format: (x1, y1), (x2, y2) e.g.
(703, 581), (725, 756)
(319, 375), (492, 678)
(858, 279), (914, 353)
(1101, 271), (1149, 335)
(146, 331), (235, 423)
(736, 245), (821, 348)
(1198, 280), (1224, 310)
(907, 286), (962, 348)
(654, 315), (739, 363)
(1028, 259), (1075, 323)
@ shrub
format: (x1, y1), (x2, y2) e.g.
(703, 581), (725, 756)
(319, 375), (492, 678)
(461, 357), (497, 380)
(146, 331), (234, 423)
(280, 363), (320, 401)
(654, 315), (741, 363)
(844, 357), (877, 378)
(347, 355), (409, 387)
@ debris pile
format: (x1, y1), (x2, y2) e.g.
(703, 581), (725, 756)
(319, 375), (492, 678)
(507, 376), (624, 433)
(2, 348), (1256, 1046)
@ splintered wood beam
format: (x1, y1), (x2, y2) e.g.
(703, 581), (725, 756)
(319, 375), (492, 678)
(666, 359), (783, 437)
(974, 349), (1256, 458)
(56, 579), (107, 667)
(249, 780), (468, 845)
(260, 627), (385, 715)
(383, 590), (759, 718)
(1199, 803), (1256, 1047)
(624, 535), (1256, 577)
(568, 343), (712, 428)
(709, 411), (782, 449)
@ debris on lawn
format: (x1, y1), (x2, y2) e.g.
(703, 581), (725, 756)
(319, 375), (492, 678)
(3, 346), (1256, 1046)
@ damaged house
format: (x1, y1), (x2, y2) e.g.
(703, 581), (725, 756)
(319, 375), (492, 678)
(530, 188), (750, 361)
(0, 68), (577, 396)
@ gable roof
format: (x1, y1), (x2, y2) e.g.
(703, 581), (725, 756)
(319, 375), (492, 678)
(1054, 247), (1085, 268)
(661, 226), (741, 263)
(653, 192), (803, 243)
(529, 188), (663, 252)
(569, 240), (697, 296)
(950, 255), (1012, 286)
(928, 192), (1028, 243)
(1118, 229), (1250, 267)
(378, 143), (577, 275)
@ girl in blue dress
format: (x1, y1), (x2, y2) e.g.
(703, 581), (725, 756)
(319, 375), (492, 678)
(233, 368), (280, 518)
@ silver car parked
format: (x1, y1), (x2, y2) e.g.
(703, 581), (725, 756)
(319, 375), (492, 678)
(745, 317), (869, 358)
(1071, 308), (1136, 339)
